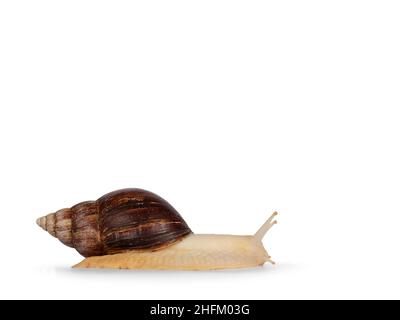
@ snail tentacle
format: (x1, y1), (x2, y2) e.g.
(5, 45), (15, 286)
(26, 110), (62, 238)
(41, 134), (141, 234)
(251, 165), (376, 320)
(254, 211), (278, 241)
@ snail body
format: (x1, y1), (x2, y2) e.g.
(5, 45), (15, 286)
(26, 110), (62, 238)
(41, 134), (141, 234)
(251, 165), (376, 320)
(37, 188), (277, 270)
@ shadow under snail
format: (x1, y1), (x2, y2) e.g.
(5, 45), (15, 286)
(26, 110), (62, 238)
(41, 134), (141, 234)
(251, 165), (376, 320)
(36, 188), (278, 270)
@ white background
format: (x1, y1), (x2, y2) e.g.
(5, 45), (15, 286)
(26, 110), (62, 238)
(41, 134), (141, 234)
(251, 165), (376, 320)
(0, 1), (399, 299)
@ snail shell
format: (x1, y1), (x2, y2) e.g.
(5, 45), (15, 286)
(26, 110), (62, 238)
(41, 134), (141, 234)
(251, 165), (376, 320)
(37, 188), (192, 257)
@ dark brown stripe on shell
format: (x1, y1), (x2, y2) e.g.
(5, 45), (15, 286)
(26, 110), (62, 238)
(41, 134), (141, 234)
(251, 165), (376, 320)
(71, 201), (103, 257)
(103, 220), (189, 249)
(46, 213), (56, 237)
(54, 208), (73, 247)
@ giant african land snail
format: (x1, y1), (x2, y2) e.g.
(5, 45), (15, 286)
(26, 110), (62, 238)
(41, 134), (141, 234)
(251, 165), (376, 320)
(37, 188), (277, 270)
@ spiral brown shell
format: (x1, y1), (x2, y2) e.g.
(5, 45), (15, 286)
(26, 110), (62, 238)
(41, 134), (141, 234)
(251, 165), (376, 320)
(36, 188), (192, 257)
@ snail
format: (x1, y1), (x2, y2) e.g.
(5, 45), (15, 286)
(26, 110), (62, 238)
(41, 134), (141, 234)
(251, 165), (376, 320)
(36, 188), (277, 270)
